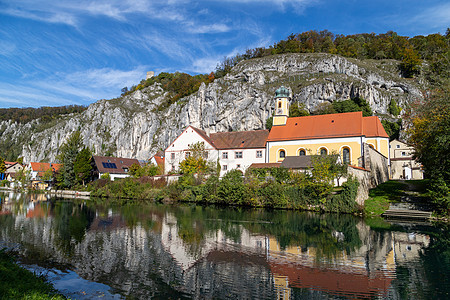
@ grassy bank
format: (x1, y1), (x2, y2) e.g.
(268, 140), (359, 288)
(0, 249), (66, 300)
(364, 180), (432, 216)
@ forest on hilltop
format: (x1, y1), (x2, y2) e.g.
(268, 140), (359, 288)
(124, 30), (449, 105)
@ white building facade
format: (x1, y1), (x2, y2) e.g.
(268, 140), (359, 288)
(164, 126), (269, 177)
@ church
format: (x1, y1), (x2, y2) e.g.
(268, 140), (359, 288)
(266, 86), (389, 167)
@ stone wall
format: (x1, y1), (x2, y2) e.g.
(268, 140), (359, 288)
(350, 143), (389, 205)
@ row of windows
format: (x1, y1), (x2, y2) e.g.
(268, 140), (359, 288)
(278, 147), (351, 164)
(170, 150), (264, 160)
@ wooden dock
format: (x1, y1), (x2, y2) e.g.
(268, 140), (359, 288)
(382, 209), (432, 220)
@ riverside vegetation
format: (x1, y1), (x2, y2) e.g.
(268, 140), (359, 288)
(89, 150), (360, 214)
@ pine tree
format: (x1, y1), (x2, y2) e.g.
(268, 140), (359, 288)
(74, 147), (92, 185)
(57, 131), (83, 188)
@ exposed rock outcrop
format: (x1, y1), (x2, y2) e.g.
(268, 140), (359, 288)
(2, 53), (423, 163)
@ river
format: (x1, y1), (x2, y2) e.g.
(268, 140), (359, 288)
(0, 191), (449, 299)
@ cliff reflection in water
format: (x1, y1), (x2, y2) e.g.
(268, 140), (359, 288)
(0, 191), (447, 299)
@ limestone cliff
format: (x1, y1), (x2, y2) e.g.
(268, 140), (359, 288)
(3, 53), (423, 163)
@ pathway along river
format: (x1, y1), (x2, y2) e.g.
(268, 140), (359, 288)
(0, 191), (449, 299)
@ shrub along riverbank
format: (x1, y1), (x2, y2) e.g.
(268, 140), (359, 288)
(0, 249), (66, 299)
(89, 167), (361, 214)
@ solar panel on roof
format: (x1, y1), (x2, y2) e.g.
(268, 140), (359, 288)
(102, 162), (117, 169)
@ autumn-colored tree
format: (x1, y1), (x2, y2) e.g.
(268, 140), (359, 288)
(400, 47), (422, 78)
(407, 88), (450, 212)
(0, 156), (5, 174)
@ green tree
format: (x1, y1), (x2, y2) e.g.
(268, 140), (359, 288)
(407, 88), (450, 213)
(266, 116), (273, 130)
(57, 131), (84, 188)
(289, 102), (310, 117)
(130, 163), (159, 178)
(388, 99), (401, 116)
(0, 156), (5, 174)
(15, 168), (31, 189)
(381, 119), (402, 140)
(179, 142), (209, 175)
(74, 147), (92, 185)
(41, 168), (53, 182)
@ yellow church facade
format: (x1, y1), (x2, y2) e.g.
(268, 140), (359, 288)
(266, 86), (389, 166)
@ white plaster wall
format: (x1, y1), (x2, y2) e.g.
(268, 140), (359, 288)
(164, 127), (218, 174)
(218, 148), (265, 177)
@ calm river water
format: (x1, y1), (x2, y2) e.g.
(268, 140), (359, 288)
(0, 191), (449, 299)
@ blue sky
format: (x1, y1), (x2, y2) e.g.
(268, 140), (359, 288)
(0, 0), (448, 108)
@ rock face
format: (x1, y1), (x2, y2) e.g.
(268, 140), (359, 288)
(5, 53), (423, 163)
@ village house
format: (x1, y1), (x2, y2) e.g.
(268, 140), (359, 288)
(164, 127), (269, 177)
(149, 151), (165, 173)
(26, 162), (62, 189)
(91, 155), (140, 181)
(266, 86), (390, 168)
(389, 139), (423, 180)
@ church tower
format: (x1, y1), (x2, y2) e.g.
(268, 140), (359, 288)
(273, 86), (290, 126)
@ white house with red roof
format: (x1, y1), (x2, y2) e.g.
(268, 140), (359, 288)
(164, 126), (269, 176)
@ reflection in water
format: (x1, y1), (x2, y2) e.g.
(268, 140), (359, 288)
(0, 191), (448, 299)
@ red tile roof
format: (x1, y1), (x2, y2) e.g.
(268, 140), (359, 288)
(267, 111), (388, 142)
(29, 162), (62, 177)
(363, 116), (389, 137)
(29, 162), (62, 172)
(152, 155), (165, 167)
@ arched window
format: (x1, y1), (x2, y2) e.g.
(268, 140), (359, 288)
(279, 150), (286, 158)
(320, 148), (328, 155)
(298, 149), (306, 156)
(343, 148), (350, 164)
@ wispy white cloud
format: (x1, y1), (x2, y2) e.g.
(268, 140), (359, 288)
(0, 67), (147, 108)
(186, 24), (231, 34)
(408, 3), (450, 30)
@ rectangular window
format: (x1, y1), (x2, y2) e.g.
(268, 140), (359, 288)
(396, 145), (400, 149)
(235, 151), (243, 159)
(401, 152), (406, 156)
(204, 151), (209, 159)
(223, 165), (227, 171)
(222, 152), (228, 159)
(256, 150), (262, 158)
(171, 153), (175, 159)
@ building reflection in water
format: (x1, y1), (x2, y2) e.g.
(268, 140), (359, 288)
(0, 192), (438, 299)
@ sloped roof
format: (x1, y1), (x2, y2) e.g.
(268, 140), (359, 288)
(152, 155), (165, 167)
(29, 162), (62, 172)
(29, 162), (62, 177)
(175, 126), (269, 150)
(210, 130), (269, 149)
(267, 111), (388, 142)
(280, 156), (313, 169)
(363, 116), (389, 138)
(92, 156), (139, 174)
(249, 163), (282, 169)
